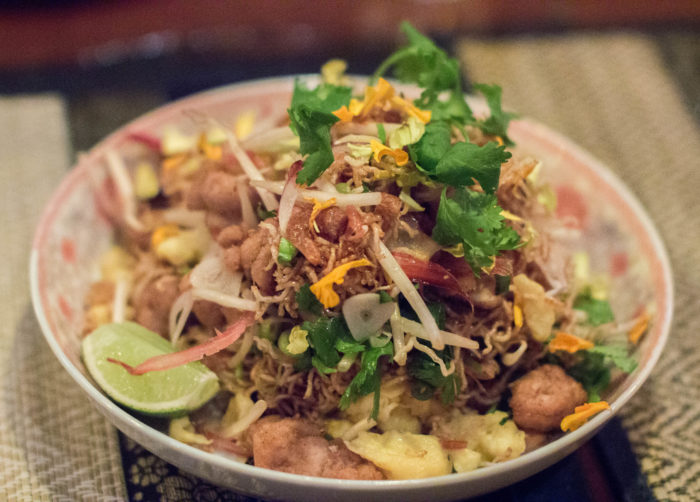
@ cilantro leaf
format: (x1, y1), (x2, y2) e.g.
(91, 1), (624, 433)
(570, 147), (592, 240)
(432, 188), (521, 273)
(409, 122), (510, 193)
(288, 105), (338, 185)
(296, 284), (323, 316)
(434, 141), (510, 194)
(407, 345), (460, 405)
(256, 204), (277, 220)
(472, 84), (517, 146)
(376, 123), (386, 144)
(574, 292), (615, 326)
(301, 316), (345, 369)
(334, 327), (367, 354)
(398, 296), (445, 329)
(339, 342), (394, 419)
(374, 21), (460, 96)
(311, 356), (338, 374)
(588, 345), (638, 374)
(290, 80), (352, 118)
(408, 121), (452, 173)
(425, 90), (474, 123)
(567, 352), (610, 402)
(287, 79), (350, 185)
(378, 291), (394, 304)
(566, 345), (637, 401)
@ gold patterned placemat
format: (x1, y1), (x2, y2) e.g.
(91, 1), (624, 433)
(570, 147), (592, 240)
(457, 31), (700, 501)
(0, 95), (126, 501)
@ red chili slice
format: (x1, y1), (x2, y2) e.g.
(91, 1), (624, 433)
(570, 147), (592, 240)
(108, 313), (255, 375)
(392, 251), (466, 298)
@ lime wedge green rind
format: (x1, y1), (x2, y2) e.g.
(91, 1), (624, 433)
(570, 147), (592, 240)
(81, 322), (220, 417)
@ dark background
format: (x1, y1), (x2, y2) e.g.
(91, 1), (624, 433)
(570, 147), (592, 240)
(1, 0), (698, 154)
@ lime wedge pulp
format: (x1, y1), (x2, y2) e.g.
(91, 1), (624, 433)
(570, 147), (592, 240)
(81, 322), (220, 417)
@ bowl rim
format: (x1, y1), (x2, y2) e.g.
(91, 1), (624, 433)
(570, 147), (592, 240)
(30, 75), (674, 493)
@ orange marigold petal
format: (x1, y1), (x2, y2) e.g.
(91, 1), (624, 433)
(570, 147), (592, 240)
(513, 304), (523, 328)
(561, 401), (610, 432)
(628, 311), (650, 344)
(370, 139), (408, 166)
(332, 105), (355, 122)
(162, 153), (188, 171)
(309, 258), (373, 309)
(390, 95), (432, 123)
(307, 197), (337, 231)
(548, 331), (595, 353)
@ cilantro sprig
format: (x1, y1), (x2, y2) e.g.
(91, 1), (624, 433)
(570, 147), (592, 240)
(566, 345), (637, 401)
(296, 284), (323, 316)
(290, 80), (352, 116)
(285, 311), (393, 419)
(409, 122), (511, 193)
(373, 22), (461, 101)
(573, 291), (615, 326)
(339, 343), (394, 420)
(288, 80), (351, 185)
(407, 346), (460, 404)
(432, 188), (521, 274)
(288, 106), (338, 186)
(472, 84), (517, 146)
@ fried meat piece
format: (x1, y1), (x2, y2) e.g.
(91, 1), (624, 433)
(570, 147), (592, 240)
(509, 364), (588, 432)
(249, 417), (384, 480)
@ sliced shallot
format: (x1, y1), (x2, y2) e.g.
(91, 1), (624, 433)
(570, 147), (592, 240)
(278, 161), (303, 235)
(168, 290), (194, 344)
(104, 149), (145, 232)
(108, 313), (255, 375)
(224, 129), (279, 211)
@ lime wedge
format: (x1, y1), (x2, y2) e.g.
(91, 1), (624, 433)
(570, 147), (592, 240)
(82, 322), (220, 417)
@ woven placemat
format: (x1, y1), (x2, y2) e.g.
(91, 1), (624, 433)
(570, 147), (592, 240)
(0, 95), (126, 500)
(457, 31), (700, 501)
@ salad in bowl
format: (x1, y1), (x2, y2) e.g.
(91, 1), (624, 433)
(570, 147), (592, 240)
(32, 22), (671, 499)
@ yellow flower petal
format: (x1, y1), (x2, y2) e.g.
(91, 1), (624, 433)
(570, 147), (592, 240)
(310, 259), (373, 308)
(548, 331), (594, 353)
(307, 197), (337, 231)
(561, 401), (610, 432)
(390, 95), (431, 124)
(362, 78), (394, 118)
(370, 139), (409, 166)
(333, 105), (355, 122)
(198, 133), (223, 161)
(348, 98), (365, 116)
(513, 304), (523, 328)
(234, 110), (256, 140)
(287, 326), (310, 354)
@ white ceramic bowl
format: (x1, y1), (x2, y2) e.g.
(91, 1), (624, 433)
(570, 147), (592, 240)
(30, 77), (673, 501)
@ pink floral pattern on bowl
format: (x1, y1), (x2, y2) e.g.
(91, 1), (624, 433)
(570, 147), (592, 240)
(30, 77), (673, 501)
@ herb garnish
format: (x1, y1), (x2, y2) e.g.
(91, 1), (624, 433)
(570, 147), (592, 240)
(432, 188), (521, 274)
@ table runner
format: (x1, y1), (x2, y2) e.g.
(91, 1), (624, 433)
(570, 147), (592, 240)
(0, 31), (697, 501)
